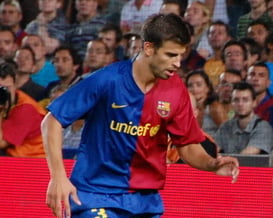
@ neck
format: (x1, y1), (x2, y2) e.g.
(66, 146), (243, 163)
(237, 112), (254, 129)
(77, 12), (96, 22)
(34, 58), (46, 73)
(251, 5), (266, 19)
(15, 72), (30, 88)
(256, 91), (267, 104)
(212, 48), (222, 59)
(133, 54), (157, 93)
(60, 73), (76, 85)
(41, 11), (57, 23)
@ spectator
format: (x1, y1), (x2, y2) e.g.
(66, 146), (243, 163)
(221, 39), (248, 79)
(186, 69), (225, 138)
(179, 22), (206, 79)
(246, 61), (273, 127)
(21, 34), (59, 87)
(25, 0), (68, 56)
(264, 32), (273, 95)
(247, 19), (270, 47)
(44, 45), (81, 98)
(237, 0), (272, 39)
(82, 39), (109, 74)
(0, 62), (46, 157)
(120, 0), (163, 34)
(66, 0), (106, 62)
(98, 23), (124, 63)
(267, 0), (273, 20)
(98, 0), (127, 26)
(159, 0), (185, 17)
(0, 0), (27, 46)
(216, 69), (242, 120)
(204, 21), (232, 87)
(0, 25), (17, 60)
(184, 1), (213, 59)
(188, 0), (229, 24)
(127, 34), (142, 59)
(239, 37), (262, 69)
(13, 45), (45, 101)
(215, 81), (273, 154)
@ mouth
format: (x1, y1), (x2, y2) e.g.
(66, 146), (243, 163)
(165, 70), (176, 77)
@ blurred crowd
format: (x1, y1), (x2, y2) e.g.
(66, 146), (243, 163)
(0, 0), (273, 159)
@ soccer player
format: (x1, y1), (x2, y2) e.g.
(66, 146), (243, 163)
(41, 14), (239, 218)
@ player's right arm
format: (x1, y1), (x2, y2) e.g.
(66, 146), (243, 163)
(41, 112), (81, 218)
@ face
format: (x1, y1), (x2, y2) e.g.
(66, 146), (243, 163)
(98, 30), (117, 51)
(76, 0), (98, 17)
(224, 45), (246, 71)
(208, 24), (230, 49)
(160, 3), (180, 16)
(14, 49), (35, 73)
(248, 0), (265, 9)
(218, 72), (241, 103)
(184, 2), (208, 27)
(53, 49), (76, 78)
(187, 74), (209, 103)
(246, 65), (270, 95)
(231, 89), (255, 118)
(0, 30), (16, 58)
(84, 40), (108, 70)
(147, 40), (186, 80)
(0, 75), (16, 103)
(22, 35), (46, 61)
(128, 38), (142, 59)
(0, 4), (22, 27)
(38, 0), (61, 13)
(267, 1), (273, 20)
(247, 24), (268, 46)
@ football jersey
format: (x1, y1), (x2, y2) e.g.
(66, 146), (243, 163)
(48, 60), (204, 194)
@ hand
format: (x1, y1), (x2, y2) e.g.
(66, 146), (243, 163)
(212, 156), (240, 183)
(46, 177), (81, 218)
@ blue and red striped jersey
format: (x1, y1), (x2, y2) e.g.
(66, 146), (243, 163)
(48, 60), (204, 194)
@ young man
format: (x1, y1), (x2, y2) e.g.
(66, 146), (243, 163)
(215, 81), (273, 154)
(246, 61), (273, 127)
(41, 14), (239, 218)
(0, 25), (17, 60)
(0, 0), (27, 46)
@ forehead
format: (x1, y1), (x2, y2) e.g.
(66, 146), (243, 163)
(1, 4), (20, 11)
(248, 24), (267, 31)
(16, 48), (32, 55)
(221, 72), (241, 81)
(225, 45), (242, 52)
(209, 24), (226, 32)
(0, 31), (14, 40)
(88, 41), (106, 49)
(248, 65), (268, 73)
(232, 89), (252, 98)
(24, 36), (42, 44)
(55, 49), (71, 57)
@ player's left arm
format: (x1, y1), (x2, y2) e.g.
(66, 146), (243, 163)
(177, 143), (239, 183)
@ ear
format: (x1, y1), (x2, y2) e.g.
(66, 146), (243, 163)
(143, 41), (155, 57)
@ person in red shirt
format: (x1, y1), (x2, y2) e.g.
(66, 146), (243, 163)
(0, 62), (46, 157)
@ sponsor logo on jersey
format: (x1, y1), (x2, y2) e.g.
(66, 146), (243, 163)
(111, 102), (128, 109)
(157, 101), (170, 117)
(110, 120), (160, 137)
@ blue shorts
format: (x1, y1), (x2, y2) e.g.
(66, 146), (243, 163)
(69, 190), (164, 217)
(71, 207), (161, 218)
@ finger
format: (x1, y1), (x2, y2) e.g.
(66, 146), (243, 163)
(64, 196), (71, 218)
(71, 189), (82, 205)
(231, 167), (240, 183)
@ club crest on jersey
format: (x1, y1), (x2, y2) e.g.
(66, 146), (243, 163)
(157, 101), (171, 117)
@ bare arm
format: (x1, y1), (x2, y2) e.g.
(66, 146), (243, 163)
(177, 143), (239, 183)
(204, 0), (216, 15)
(41, 112), (81, 218)
(240, 146), (261, 155)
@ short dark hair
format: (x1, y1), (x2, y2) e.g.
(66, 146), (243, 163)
(17, 45), (35, 64)
(208, 20), (233, 37)
(99, 23), (123, 43)
(233, 81), (256, 100)
(141, 13), (191, 49)
(221, 39), (248, 62)
(0, 62), (16, 82)
(248, 19), (271, 32)
(162, 0), (185, 16)
(224, 69), (242, 79)
(0, 25), (16, 42)
(53, 45), (82, 66)
(239, 37), (262, 58)
(249, 61), (270, 77)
